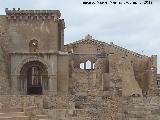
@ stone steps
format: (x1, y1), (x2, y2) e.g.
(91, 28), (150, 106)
(0, 108), (23, 113)
(72, 117), (91, 120)
(0, 116), (29, 120)
(0, 112), (29, 120)
(128, 110), (151, 115)
(0, 112), (25, 117)
(39, 119), (50, 120)
(36, 114), (50, 120)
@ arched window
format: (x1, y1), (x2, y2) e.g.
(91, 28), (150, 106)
(93, 63), (95, 69)
(86, 60), (92, 69)
(80, 63), (85, 69)
(79, 60), (95, 70)
(29, 39), (38, 52)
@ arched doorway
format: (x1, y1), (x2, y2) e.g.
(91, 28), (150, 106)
(19, 61), (48, 95)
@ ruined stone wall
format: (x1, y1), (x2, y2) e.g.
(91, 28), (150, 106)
(0, 15), (10, 94)
(1, 95), (160, 120)
(107, 43), (155, 95)
(0, 95), (122, 120)
(69, 69), (97, 95)
(66, 37), (153, 97)
(65, 35), (158, 97)
(122, 96), (160, 120)
(66, 39), (123, 120)
(66, 37), (148, 97)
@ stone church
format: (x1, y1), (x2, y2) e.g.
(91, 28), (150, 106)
(0, 8), (160, 120)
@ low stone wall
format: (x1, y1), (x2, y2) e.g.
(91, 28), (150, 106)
(122, 97), (160, 120)
(0, 95), (44, 119)
(43, 96), (122, 120)
(2, 95), (160, 120)
(4, 95), (160, 120)
(0, 95), (122, 120)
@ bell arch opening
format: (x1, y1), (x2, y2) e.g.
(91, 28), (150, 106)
(19, 61), (49, 95)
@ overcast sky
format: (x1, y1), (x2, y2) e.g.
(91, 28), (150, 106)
(0, 0), (160, 72)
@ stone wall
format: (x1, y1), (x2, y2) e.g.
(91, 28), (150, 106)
(0, 15), (10, 95)
(2, 95), (160, 120)
(0, 95), (122, 120)
(6, 9), (64, 53)
(122, 96), (160, 120)
(57, 54), (69, 95)
(108, 42), (157, 95)
(66, 35), (155, 97)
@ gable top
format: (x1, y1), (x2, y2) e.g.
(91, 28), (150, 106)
(68, 34), (106, 46)
(67, 34), (148, 58)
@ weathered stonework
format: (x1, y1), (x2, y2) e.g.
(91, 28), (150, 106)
(0, 8), (159, 120)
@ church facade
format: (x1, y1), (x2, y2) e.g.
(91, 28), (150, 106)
(0, 8), (160, 120)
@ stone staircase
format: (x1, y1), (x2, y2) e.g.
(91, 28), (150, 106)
(36, 114), (50, 120)
(0, 112), (29, 120)
(0, 111), (51, 120)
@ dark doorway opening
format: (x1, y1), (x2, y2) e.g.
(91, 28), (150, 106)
(27, 66), (42, 95)
(20, 61), (48, 95)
